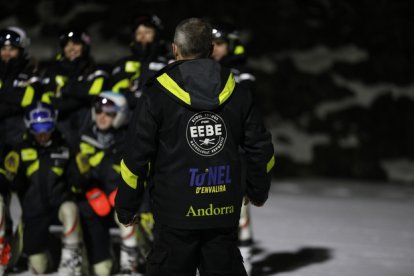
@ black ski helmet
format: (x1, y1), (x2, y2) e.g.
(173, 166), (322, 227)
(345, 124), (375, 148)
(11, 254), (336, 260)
(211, 22), (244, 56)
(59, 28), (91, 57)
(0, 26), (30, 50)
(132, 13), (163, 40)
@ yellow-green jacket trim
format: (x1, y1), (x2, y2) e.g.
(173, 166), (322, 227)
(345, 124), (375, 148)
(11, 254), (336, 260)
(21, 86), (35, 107)
(218, 73), (235, 105)
(266, 155), (275, 173)
(157, 72), (235, 106)
(89, 151), (105, 167)
(112, 79), (130, 92)
(88, 77), (104, 95)
(157, 73), (191, 105)
(120, 159), (138, 190)
(26, 160), (39, 177)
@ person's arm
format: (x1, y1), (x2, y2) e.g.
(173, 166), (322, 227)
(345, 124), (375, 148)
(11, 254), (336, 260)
(0, 76), (42, 107)
(115, 94), (158, 225)
(241, 91), (275, 206)
(3, 149), (25, 192)
(62, 69), (108, 99)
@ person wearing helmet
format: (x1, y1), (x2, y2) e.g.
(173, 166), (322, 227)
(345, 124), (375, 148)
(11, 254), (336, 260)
(110, 14), (170, 109)
(0, 26), (42, 148)
(211, 23), (256, 90)
(0, 28), (42, 271)
(211, 22), (257, 276)
(4, 102), (83, 275)
(71, 92), (147, 275)
(41, 28), (109, 148)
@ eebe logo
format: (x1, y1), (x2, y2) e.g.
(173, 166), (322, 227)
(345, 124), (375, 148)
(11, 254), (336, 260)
(186, 111), (227, 156)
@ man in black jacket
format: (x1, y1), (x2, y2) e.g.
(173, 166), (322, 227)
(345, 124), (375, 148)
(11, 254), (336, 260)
(115, 18), (275, 276)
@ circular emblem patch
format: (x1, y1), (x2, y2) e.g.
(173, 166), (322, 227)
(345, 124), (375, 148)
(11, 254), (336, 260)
(186, 111), (227, 156)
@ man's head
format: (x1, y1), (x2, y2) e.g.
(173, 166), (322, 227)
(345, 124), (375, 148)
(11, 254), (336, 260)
(0, 27), (29, 63)
(172, 18), (212, 60)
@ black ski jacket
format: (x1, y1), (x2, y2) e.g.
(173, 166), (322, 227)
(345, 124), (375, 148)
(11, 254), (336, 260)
(0, 56), (42, 146)
(5, 132), (74, 219)
(115, 58), (274, 229)
(110, 42), (169, 109)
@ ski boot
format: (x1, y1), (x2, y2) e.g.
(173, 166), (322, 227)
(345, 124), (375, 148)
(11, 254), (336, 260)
(58, 244), (82, 276)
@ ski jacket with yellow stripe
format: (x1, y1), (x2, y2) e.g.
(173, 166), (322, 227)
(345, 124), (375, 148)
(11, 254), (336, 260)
(0, 56), (42, 146)
(41, 57), (108, 120)
(115, 58), (275, 229)
(73, 125), (127, 195)
(5, 132), (74, 218)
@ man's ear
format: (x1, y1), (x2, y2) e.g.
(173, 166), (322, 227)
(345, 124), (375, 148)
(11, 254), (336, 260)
(172, 43), (178, 59)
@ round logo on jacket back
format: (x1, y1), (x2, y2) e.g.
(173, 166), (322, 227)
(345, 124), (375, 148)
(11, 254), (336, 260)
(186, 111), (227, 156)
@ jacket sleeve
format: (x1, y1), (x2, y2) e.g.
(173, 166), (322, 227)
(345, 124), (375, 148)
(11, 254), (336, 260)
(115, 94), (158, 224)
(241, 92), (275, 206)
(61, 69), (108, 99)
(0, 76), (42, 107)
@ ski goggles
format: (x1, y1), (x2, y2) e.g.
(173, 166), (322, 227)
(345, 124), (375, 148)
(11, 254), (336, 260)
(0, 30), (22, 47)
(94, 98), (118, 117)
(29, 122), (55, 134)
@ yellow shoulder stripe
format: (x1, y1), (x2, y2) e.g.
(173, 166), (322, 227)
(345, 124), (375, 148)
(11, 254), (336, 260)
(88, 77), (104, 95)
(157, 73), (191, 105)
(157, 72), (235, 106)
(21, 86), (35, 107)
(21, 148), (37, 161)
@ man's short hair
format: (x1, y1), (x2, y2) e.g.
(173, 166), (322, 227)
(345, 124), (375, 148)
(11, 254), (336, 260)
(174, 18), (212, 59)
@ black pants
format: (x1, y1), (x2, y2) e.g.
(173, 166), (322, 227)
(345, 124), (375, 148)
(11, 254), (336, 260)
(23, 210), (59, 255)
(147, 224), (247, 276)
(78, 200), (113, 264)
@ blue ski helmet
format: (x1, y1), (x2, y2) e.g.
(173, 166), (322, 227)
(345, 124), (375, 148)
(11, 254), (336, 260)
(24, 102), (57, 134)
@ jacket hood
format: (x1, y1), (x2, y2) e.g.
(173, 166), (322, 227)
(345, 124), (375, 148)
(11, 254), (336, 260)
(153, 58), (235, 110)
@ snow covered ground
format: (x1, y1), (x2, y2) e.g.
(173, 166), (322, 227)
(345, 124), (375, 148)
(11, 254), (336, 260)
(250, 179), (414, 276)
(8, 179), (414, 275)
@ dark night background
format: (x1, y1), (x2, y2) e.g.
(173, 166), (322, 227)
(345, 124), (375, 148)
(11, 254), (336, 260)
(2, 0), (414, 183)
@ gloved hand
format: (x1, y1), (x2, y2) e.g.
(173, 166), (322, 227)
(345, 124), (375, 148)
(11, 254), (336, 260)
(244, 196), (264, 207)
(140, 212), (154, 240)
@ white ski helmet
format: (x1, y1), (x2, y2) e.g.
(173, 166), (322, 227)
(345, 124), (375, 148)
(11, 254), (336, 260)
(92, 91), (129, 129)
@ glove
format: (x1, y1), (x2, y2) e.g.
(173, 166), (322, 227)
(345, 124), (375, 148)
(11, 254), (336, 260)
(140, 212), (154, 239)
(244, 196), (264, 207)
